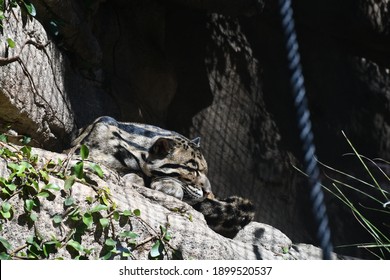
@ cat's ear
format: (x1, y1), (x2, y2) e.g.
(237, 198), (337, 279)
(150, 138), (175, 156)
(191, 137), (201, 147)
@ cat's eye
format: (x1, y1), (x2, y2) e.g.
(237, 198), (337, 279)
(187, 159), (199, 169)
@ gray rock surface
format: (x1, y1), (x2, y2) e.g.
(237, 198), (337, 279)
(1, 1), (384, 260)
(0, 144), (339, 259)
(0, 7), (75, 150)
(0, 5), (118, 150)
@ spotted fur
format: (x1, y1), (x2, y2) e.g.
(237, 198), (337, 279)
(71, 116), (254, 237)
(194, 196), (255, 238)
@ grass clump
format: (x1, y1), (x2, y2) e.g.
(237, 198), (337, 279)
(319, 132), (390, 259)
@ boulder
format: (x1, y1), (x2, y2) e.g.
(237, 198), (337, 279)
(0, 5), (118, 150)
(0, 6), (75, 150)
(0, 143), (341, 259)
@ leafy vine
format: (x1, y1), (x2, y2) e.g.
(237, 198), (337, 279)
(0, 134), (182, 259)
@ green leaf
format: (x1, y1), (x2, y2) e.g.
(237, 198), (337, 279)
(64, 197), (74, 207)
(70, 215), (81, 222)
(0, 188), (10, 196)
(150, 240), (162, 258)
(6, 38), (15, 48)
(37, 191), (49, 198)
(21, 160), (33, 169)
(69, 207), (81, 220)
(0, 252), (11, 260)
(39, 170), (49, 182)
(105, 238), (116, 247)
(90, 204), (108, 213)
(17, 161), (32, 175)
(83, 247), (93, 255)
(42, 243), (49, 257)
(72, 162), (84, 179)
(122, 210), (132, 217)
(1, 211), (11, 219)
(82, 212), (93, 228)
(64, 176), (76, 191)
(113, 211), (120, 221)
(55, 172), (65, 179)
(25, 199), (35, 212)
(43, 183), (60, 192)
(45, 240), (61, 248)
(1, 202), (11, 213)
(67, 240), (84, 252)
(27, 237), (41, 251)
(0, 178), (17, 192)
(52, 215), (62, 224)
(80, 144), (89, 161)
(133, 209), (141, 217)
(20, 135), (31, 145)
(26, 236), (33, 244)
(8, 161), (33, 178)
(48, 159), (59, 168)
(0, 236), (12, 251)
(165, 232), (172, 241)
(101, 251), (112, 260)
(29, 154), (38, 164)
(121, 248), (132, 258)
(22, 0), (36, 17)
(0, 202), (11, 219)
(7, 162), (21, 173)
(21, 145), (32, 158)
(99, 218), (109, 228)
(85, 196), (94, 204)
(0, 147), (14, 158)
(29, 180), (40, 192)
(0, 134), (8, 143)
(89, 163), (104, 178)
(119, 231), (138, 239)
(29, 212), (38, 222)
(6, 182), (17, 192)
(160, 226), (172, 241)
(100, 193), (110, 207)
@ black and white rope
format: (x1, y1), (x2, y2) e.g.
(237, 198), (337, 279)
(277, 0), (333, 260)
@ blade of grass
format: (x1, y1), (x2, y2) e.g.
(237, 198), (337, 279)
(318, 159), (379, 193)
(342, 153), (390, 194)
(325, 174), (384, 205)
(342, 131), (387, 200)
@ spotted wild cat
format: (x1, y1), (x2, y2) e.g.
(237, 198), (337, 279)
(71, 116), (254, 237)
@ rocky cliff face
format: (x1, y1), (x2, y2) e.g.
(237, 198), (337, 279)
(0, 142), (344, 259)
(1, 1), (389, 259)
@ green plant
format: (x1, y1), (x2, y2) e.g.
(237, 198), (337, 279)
(0, 0), (40, 68)
(0, 137), (182, 259)
(296, 131), (390, 259)
(321, 132), (390, 259)
(0, 0), (36, 36)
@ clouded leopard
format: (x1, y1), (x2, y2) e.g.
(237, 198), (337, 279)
(71, 116), (254, 237)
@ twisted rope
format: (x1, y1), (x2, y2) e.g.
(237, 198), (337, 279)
(278, 0), (333, 259)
